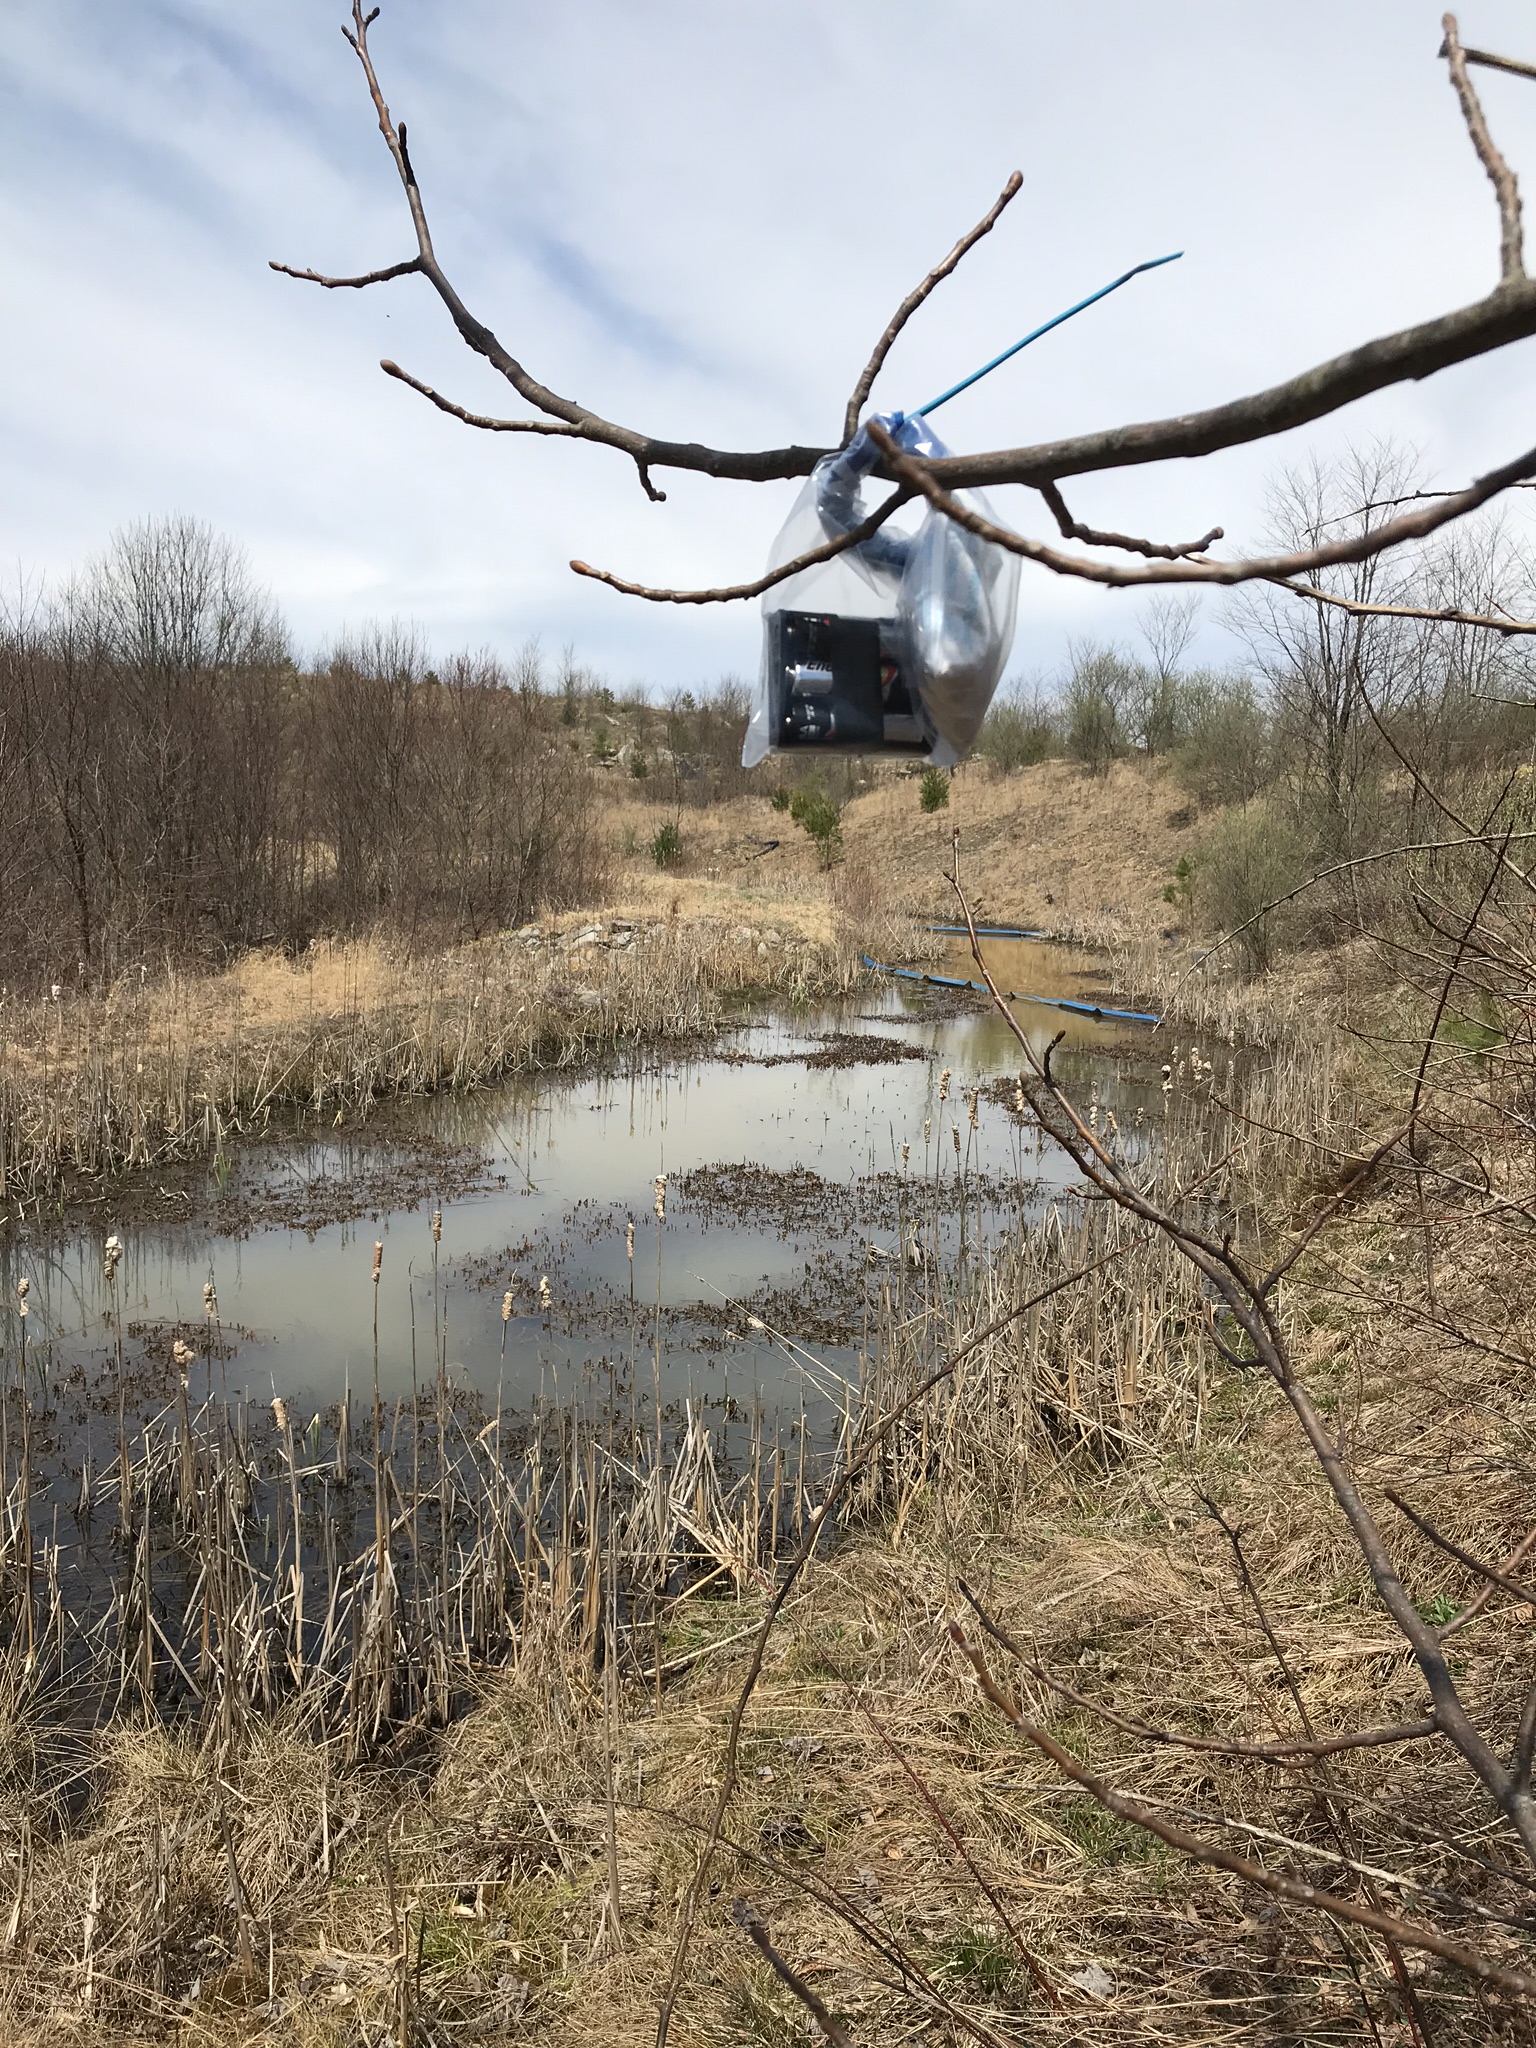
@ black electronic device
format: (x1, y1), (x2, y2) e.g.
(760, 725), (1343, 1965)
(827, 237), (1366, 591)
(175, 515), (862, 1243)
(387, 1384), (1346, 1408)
(765, 610), (927, 753)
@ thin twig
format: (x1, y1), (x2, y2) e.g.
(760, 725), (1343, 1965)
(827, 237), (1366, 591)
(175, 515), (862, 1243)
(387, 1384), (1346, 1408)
(574, 489), (912, 606)
(842, 171), (1022, 443)
(1442, 13), (1525, 284)
(731, 1898), (854, 2048)
(958, 1585), (1437, 1764)
(952, 1619), (1536, 2001)
(1037, 479), (1223, 560)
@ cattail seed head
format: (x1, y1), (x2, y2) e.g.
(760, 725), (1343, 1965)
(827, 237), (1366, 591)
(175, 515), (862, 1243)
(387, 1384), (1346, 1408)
(271, 1395), (289, 1433)
(371, 1241), (383, 1284)
(501, 1288), (514, 1323)
(900, 1142), (910, 1167)
(968, 1089), (979, 1131)
(538, 1274), (552, 1310)
(653, 1174), (667, 1222)
(202, 1280), (216, 1317)
(431, 1208), (442, 1245)
(626, 1219), (635, 1261)
(1013, 1081), (1025, 1115)
(951, 1125), (961, 1158)
(172, 1338), (195, 1371)
(938, 1068), (951, 1103)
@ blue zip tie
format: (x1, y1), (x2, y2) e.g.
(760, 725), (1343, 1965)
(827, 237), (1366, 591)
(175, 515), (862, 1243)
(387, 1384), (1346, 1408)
(862, 956), (1161, 1027)
(906, 252), (1183, 421)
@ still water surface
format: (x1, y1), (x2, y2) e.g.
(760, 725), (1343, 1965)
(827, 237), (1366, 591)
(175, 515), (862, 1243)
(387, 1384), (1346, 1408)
(9, 938), (1159, 1436)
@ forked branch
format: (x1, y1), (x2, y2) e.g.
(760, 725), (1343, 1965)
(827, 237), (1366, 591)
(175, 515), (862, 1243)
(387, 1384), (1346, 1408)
(1443, 12), (1525, 284)
(842, 170), (1022, 443)
(866, 421), (1536, 592)
(951, 1618), (1536, 2001)
(1037, 479), (1224, 560)
(280, 4), (1536, 524)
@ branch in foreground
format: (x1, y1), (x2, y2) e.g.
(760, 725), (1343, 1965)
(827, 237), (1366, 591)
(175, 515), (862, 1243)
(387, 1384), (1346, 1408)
(868, 422), (1536, 592)
(1388, 1488), (1536, 1610)
(842, 170), (1022, 445)
(1037, 480), (1224, 560)
(951, 1619), (1536, 2001)
(730, 1898), (854, 2048)
(958, 1583), (1438, 1764)
(269, 256), (421, 290)
(572, 489), (912, 605)
(281, 7), (1536, 493)
(652, 1236), (1145, 2048)
(379, 359), (586, 439)
(1443, 12), (1525, 285)
(854, 1692), (1061, 2008)
(1276, 577), (1536, 634)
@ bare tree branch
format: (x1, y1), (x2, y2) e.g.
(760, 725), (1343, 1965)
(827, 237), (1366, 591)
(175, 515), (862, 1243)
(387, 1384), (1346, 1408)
(652, 1235), (1145, 2048)
(842, 171), (1022, 444)
(1276, 577), (1536, 634)
(946, 860), (1536, 1866)
(1460, 44), (1536, 86)
(1387, 1488), (1536, 1610)
(269, 256), (421, 290)
(1442, 13), (1525, 284)
(869, 422), (1536, 591)
(572, 490), (913, 604)
(280, 6), (1536, 503)
(731, 1898), (854, 2048)
(951, 1620), (1536, 2001)
(958, 1583), (1438, 1763)
(1037, 480), (1224, 560)
(379, 360), (586, 439)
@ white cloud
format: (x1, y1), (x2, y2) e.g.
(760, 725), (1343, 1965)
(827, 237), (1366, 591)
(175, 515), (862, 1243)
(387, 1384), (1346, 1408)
(6, 0), (1536, 689)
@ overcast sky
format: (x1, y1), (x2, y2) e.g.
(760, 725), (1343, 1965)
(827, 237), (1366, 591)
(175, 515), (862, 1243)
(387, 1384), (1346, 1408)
(6, 2), (1536, 691)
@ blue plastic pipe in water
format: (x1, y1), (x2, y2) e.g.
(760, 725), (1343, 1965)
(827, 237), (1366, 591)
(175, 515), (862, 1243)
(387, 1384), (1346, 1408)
(903, 251), (1183, 423)
(862, 956), (1162, 1027)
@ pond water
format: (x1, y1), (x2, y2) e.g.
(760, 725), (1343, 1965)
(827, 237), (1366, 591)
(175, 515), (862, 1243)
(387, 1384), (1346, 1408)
(3, 935), (1161, 1448)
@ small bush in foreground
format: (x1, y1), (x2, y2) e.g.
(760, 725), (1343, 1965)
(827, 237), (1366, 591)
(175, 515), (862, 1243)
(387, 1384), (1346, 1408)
(650, 820), (683, 867)
(919, 766), (950, 812)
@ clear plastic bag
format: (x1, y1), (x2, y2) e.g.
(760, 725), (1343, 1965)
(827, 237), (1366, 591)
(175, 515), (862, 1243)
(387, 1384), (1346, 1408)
(742, 412), (1020, 767)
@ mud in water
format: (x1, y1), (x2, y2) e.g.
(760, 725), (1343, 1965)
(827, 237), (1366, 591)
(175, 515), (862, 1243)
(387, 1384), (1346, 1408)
(1, 937), (1161, 1447)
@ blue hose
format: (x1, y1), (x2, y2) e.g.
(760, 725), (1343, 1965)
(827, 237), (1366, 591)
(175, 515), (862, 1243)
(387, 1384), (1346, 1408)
(925, 923), (1049, 939)
(862, 956), (1161, 1027)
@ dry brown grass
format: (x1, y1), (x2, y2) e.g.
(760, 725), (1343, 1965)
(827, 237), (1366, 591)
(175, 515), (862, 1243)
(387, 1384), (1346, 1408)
(9, 768), (1533, 2043)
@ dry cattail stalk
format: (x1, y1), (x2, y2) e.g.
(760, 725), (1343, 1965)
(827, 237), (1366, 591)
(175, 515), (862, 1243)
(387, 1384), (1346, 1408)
(372, 1241), (384, 1285)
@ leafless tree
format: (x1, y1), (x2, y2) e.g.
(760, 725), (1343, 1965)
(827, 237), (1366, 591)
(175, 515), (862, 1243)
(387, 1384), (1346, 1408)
(278, 9), (1536, 632)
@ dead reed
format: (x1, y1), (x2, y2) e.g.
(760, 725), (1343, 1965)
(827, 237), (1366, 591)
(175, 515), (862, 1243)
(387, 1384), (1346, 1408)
(0, 913), (901, 1211)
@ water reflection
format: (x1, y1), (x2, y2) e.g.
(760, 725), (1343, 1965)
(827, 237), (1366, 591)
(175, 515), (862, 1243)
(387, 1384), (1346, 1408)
(2, 938), (1159, 1432)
